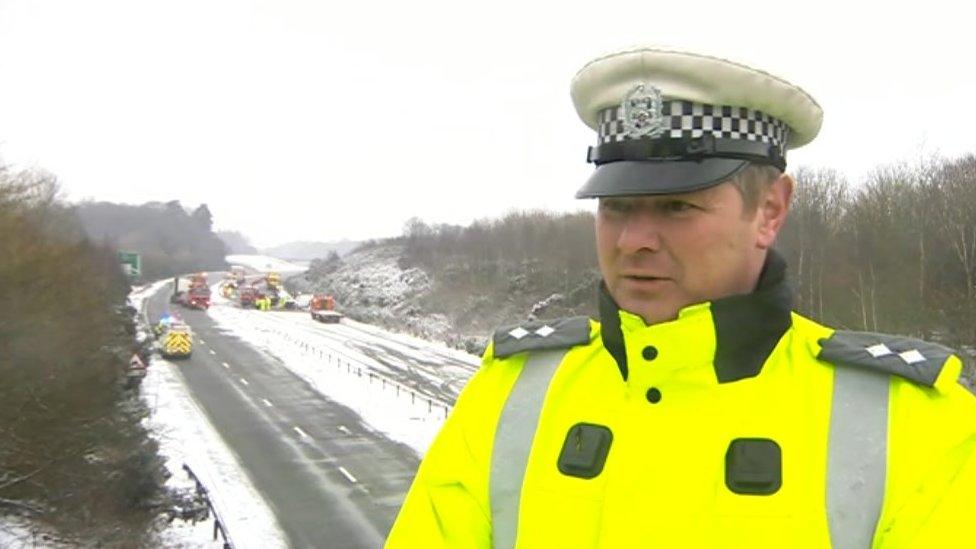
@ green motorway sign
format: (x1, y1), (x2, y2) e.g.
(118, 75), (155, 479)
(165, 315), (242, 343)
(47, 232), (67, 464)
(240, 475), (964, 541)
(118, 251), (141, 278)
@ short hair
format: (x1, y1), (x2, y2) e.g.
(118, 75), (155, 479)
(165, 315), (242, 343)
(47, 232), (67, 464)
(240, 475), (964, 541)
(729, 163), (783, 214)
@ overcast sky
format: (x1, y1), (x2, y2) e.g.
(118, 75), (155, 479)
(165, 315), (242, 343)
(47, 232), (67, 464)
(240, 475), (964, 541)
(2, 0), (975, 248)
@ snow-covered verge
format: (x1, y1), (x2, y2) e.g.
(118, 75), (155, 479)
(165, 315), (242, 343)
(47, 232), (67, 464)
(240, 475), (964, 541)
(207, 296), (456, 457)
(226, 254), (306, 274)
(129, 282), (287, 548)
(0, 516), (66, 548)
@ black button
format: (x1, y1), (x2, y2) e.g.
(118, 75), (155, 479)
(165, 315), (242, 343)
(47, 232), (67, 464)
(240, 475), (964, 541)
(642, 345), (658, 361)
(646, 387), (662, 404)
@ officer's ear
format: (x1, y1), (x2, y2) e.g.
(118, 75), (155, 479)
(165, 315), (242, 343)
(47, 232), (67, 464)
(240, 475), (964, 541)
(755, 173), (794, 250)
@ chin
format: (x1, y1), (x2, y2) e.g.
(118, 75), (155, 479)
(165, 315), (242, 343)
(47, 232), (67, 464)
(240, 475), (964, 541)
(639, 309), (680, 326)
(619, 297), (679, 325)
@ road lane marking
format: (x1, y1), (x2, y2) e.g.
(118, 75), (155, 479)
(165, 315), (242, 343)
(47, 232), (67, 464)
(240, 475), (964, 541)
(261, 398), (274, 408)
(199, 339), (206, 345)
(338, 466), (358, 484)
(209, 349), (216, 355)
(222, 362), (230, 369)
(240, 378), (249, 386)
(337, 425), (351, 435)
(293, 426), (310, 439)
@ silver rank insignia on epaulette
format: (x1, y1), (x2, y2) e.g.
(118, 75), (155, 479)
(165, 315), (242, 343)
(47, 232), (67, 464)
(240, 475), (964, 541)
(818, 331), (956, 387)
(492, 316), (591, 359)
(622, 83), (667, 139)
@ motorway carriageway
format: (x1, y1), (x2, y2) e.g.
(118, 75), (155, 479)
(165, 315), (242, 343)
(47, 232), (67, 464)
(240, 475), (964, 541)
(147, 280), (430, 548)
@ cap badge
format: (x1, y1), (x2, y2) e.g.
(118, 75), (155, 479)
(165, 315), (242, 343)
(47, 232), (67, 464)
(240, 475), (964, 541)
(622, 83), (666, 139)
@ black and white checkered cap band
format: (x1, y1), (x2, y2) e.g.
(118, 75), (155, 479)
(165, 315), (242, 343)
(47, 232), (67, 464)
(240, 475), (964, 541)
(597, 101), (790, 155)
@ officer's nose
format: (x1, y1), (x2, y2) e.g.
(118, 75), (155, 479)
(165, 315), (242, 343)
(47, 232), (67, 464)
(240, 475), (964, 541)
(617, 210), (662, 254)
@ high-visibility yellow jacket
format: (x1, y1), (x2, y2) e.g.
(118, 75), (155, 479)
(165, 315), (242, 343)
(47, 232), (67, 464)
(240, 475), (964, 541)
(387, 255), (976, 548)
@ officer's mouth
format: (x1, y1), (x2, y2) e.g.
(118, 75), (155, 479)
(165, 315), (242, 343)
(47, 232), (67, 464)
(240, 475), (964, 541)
(620, 274), (672, 286)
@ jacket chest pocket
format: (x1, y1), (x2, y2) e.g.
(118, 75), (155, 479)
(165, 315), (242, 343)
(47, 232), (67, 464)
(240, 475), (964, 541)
(516, 483), (606, 548)
(713, 493), (828, 549)
(713, 439), (829, 548)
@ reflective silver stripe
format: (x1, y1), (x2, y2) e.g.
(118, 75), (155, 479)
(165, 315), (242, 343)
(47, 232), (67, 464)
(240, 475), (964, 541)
(827, 366), (890, 549)
(490, 348), (568, 549)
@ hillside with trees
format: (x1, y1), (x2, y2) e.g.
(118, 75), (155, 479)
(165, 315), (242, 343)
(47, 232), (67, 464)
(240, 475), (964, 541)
(292, 210), (601, 352)
(216, 230), (258, 255)
(779, 156), (976, 352)
(0, 166), (167, 544)
(76, 200), (228, 280)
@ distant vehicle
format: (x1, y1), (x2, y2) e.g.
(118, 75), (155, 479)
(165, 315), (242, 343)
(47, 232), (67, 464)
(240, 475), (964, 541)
(160, 322), (193, 359)
(170, 277), (190, 304)
(172, 274), (211, 310)
(220, 279), (238, 299)
(239, 285), (258, 308)
(183, 286), (212, 310)
(310, 294), (342, 324)
(293, 293), (313, 309)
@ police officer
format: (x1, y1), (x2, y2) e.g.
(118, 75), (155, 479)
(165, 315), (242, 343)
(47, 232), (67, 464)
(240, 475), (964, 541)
(386, 46), (976, 548)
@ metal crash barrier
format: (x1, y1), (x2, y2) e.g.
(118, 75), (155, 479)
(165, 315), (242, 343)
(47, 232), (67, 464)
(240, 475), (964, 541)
(182, 463), (235, 549)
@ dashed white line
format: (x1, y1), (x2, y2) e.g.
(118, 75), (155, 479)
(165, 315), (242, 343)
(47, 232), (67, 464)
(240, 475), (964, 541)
(240, 378), (249, 386)
(222, 362), (230, 369)
(261, 398), (274, 408)
(337, 425), (351, 435)
(199, 339), (206, 345)
(209, 349), (216, 355)
(293, 426), (310, 439)
(338, 466), (357, 484)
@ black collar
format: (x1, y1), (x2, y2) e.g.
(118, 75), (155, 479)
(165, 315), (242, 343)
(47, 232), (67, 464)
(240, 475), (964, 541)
(598, 250), (794, 383)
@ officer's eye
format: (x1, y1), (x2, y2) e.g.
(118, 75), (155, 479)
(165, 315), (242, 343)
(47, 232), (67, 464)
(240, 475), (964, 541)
(661, 200), (696, 213)
(599, 199), (633, 215)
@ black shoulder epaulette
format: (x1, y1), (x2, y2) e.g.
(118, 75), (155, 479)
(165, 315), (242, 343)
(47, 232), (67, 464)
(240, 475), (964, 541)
(818, 330), (957, 387)
(492, 316), (592, 359)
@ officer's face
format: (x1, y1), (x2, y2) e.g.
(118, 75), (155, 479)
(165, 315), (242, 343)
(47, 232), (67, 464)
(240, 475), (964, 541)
(595, 180), (785, 325)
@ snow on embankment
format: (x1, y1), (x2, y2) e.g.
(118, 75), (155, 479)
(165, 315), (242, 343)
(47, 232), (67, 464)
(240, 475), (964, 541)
(129, 282), (287, 548)
(288, 244), (464, 347)
(226, 254), (305, 274)
(290, 242), (595, 355)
